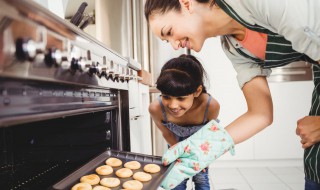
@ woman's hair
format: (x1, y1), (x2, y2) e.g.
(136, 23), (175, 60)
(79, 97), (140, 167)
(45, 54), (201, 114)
(156, 54), (208, 97)
(144, 0), (216, 22)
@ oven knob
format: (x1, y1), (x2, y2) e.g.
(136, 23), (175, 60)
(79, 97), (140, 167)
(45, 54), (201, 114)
(15, 38), (37, 61)
(44, 48), (62, 67)
(70, 58), (80, 71)
(77, 57), (90, 72)
(106, 71), (114, 81)
(99, 67), (108, 78)
(89, 66), (99, 75)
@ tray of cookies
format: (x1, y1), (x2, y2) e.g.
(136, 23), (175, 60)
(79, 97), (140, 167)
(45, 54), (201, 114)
(50, 149), (174, 190)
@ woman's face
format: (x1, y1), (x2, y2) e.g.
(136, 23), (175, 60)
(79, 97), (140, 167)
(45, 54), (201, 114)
(149, 9), (208, 52)
(161, 94), (195, 118)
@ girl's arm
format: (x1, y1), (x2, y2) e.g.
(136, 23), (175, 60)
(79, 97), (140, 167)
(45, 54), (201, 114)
(149, 101), (178, 146)
(225, 76), (273, 144)
(207, 96), (220, 121)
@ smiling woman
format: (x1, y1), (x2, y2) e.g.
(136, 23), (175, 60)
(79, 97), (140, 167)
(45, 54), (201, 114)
(145, 0), (320, 189)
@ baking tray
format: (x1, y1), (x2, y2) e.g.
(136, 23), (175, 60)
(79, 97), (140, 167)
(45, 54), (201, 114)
(50, 149), (173, 190)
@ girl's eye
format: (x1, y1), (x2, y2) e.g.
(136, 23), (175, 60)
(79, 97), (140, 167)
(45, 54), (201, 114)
(162, 95), (170, 100)
(177, 97), (185, 101)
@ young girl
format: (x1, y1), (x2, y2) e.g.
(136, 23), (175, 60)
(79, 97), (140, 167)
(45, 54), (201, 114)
(149, 54), (220, 190)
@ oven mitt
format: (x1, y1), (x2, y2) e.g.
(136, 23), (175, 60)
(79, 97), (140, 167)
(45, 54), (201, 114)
(161, 119), (235, 189)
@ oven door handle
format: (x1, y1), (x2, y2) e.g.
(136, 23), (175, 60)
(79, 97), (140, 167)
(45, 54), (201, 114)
(130, 115), (142, 120)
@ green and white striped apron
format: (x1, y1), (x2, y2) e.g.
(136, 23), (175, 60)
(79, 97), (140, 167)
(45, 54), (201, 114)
(216, 0), (320, 183)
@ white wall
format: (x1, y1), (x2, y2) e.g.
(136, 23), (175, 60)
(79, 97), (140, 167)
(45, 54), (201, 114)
(192, 37), (313, 164)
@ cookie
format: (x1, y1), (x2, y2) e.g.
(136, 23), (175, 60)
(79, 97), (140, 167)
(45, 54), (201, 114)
(80, 174), (100, 185)
(96, 165), (113, 175)
(122, 180), (143, 190)
(143, 164), (161, 173)
(124, 161), (141, 170)
(115, 168), (133, 178)
(133, 171), (152, 182)
(105, 157), (122, 167)
(100, 177), (120, 188)
(71, 182), (92, 190)
(92, 186), (111, 190)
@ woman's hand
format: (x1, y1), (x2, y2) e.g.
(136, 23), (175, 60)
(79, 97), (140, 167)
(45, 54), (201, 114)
(296, 116), (320, 148)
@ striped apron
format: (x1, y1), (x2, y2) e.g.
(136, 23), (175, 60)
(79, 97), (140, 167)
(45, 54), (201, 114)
(216, 0), (320, 183)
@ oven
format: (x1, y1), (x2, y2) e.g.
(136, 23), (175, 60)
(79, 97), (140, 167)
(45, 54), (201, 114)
(0, 0), (165, 189)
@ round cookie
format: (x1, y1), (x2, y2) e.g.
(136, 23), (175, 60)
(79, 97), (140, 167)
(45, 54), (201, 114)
(105, 157), (122, 167)
(100, 177), (120, 188)
(92, 185), (111, 190)
(96, 165), (113, 175)
(115, 168), (133, 178)
(143, 164), (161, 173)
(80, 174), (100, 185)
(71, 182), (92, 190)
(133, 171), (152, 182)
(122, 180), (143, 190)
(124, 161), (141, 170)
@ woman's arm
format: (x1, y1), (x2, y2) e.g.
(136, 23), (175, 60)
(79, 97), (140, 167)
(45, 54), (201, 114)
(149, 101), (178, 146)
(225, 76), (273, 144)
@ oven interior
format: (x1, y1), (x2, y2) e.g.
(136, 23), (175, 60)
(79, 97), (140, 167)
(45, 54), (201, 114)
(0, 109), (120, 190)
(0, 78), (130, 190)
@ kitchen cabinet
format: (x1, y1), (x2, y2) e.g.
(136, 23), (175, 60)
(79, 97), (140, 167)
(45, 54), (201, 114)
(129, 80), (152, 155)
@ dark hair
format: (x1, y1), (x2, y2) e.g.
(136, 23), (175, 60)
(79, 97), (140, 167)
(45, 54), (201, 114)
(144, 0), (216, 22)
(156, 54), (208, 97)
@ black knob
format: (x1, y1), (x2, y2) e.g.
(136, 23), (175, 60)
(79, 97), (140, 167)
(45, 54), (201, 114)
(44, 48), (61, 67)
(89, 67), (98, 75)
(15, 38), (36, 61)
(70, 58), (79, 71)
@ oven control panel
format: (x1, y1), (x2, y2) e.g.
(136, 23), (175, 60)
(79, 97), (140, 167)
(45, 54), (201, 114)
(0, 0), (139, 90)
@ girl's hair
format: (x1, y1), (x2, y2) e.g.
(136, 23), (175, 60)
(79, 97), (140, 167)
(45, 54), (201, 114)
(156, 54), (208, 97)
(144, 0), (216, 22)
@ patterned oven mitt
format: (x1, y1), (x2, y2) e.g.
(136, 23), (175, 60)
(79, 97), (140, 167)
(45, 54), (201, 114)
(161, 119), (235, 189)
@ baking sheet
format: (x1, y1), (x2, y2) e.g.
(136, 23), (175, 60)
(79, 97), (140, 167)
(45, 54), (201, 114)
(50, 149), (173, 190)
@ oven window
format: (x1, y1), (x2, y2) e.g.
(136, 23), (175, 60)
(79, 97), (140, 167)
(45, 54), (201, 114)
(0, 109), (118, 190)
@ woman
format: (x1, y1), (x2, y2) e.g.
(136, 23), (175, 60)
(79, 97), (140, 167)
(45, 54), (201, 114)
(144, 0), (320, 189)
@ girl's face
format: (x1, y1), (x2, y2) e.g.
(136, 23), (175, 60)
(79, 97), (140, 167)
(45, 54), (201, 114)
(149, 5), (208, 52)
(161, 94), (195, 118)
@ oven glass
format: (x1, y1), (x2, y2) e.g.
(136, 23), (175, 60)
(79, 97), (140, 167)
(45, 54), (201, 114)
(0, 109), (118, 190)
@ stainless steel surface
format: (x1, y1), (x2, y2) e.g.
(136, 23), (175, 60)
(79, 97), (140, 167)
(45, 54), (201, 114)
(95, 0), (145, 71)
(95, 0), (133, 60)
(0, 0), (138, 88)
(268, 61), (313, 82)
(0, 0), (133, 150)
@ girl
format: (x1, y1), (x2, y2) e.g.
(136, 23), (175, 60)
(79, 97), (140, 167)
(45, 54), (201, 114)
(149, 54), (220, 190)
(144, 0), (320, 189)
